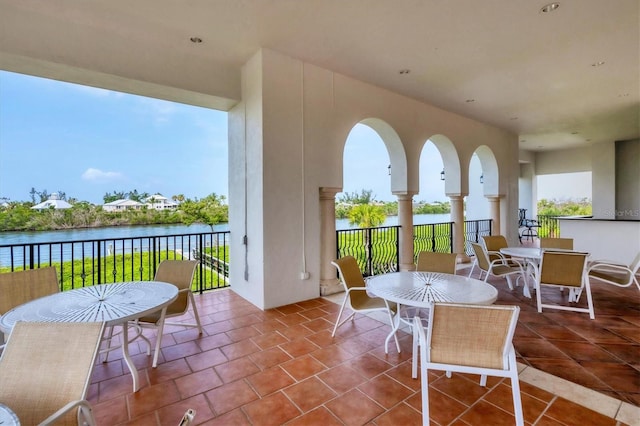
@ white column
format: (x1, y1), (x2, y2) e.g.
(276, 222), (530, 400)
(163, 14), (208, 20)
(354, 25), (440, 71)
(396, 193), (416, 271)
(449, 195), (467, 260)
(487, 196), (501, 235)
(320, 187), (343, 296)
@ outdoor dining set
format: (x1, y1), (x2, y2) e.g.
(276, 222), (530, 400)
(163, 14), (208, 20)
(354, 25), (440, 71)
(331, 236), (640, 426)
(0, 261), (200, 426)
(1, 237), (639, 425)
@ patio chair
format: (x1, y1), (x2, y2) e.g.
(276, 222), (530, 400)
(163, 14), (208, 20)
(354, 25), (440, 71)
(0, 267), (59, 352)
(330, 256), (400, 352)
(415, 251), (458, 274)
(481, 235), (522, 266)
(0, 321), (105, 425)
(468, 243), (527, 296)
(413, 303), (523, 426)
(529, 250), (594, 319)
(540, 237), (574, 250)
(132, 260), (201, 367)
(587, 251), (640, 291)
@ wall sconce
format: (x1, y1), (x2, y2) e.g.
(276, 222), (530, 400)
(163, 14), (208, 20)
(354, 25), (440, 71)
(388, 164), (391, 176)
(480, 174), (484, 184)
(440, 169), (445, 181)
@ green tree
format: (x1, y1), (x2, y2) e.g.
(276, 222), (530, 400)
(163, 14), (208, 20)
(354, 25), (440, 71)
(348, 204), (386, 228)
(181, 193), (228, 231)
(338, 189), (376, 205)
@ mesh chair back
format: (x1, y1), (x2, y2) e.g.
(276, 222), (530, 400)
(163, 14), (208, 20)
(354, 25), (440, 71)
(428, 303), (519, 369)
(0, 267), (59, 315)
(416, 251), (457, 274)
(154, 260), (198, 316)
(470, 243), (491, 271)
(540, 251), (587, 287)
(0, 321), (104, 425)
(482, 235), (508, 252)
(540, 238), (574, 250)
(332, 256), (369, 308)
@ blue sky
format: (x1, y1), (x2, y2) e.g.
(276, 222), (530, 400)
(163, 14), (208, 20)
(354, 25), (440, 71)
(0, 70), (589, 205)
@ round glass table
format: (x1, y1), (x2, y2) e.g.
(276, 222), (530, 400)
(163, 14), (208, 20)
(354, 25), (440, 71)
(0, 403), (20, 426)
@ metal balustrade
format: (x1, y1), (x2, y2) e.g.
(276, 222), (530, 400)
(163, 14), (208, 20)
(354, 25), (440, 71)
(0, 232), (230, 293)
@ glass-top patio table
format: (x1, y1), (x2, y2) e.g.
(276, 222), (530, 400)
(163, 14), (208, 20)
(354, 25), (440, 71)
(0, 281), (178, 392)
(366, 271), (498, 353)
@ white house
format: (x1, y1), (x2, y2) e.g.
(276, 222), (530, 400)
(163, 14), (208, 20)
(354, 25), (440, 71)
(102, 199), (145, 212)
(144, 194), (178, 211)
(31, 193), (72, 210)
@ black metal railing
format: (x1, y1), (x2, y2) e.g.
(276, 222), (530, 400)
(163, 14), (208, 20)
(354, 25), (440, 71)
(0, 231), (230, 293)
(336, 226), (400, 277)
(463, 219), (493, 256)
(413, 222), (454, 262)
(336, 219), (492, 276)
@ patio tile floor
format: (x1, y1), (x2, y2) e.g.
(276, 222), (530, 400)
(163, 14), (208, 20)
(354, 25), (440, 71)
(88, 260), (640, 425)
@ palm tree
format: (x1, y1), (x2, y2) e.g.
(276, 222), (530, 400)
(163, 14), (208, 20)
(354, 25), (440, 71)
(348, 204), (386, 274)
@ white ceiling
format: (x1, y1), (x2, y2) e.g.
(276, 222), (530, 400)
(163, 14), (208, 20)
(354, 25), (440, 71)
(0, 0), (638, 152)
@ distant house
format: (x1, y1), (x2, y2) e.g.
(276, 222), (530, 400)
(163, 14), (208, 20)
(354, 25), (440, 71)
(31, 193), (72, 210)
(103, 199), (145, 212)
(144, 194), (178, 211)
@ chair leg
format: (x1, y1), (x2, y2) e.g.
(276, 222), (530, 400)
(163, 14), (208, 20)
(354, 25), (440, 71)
(188, 292), (203, 334)
(412, 324), (419, 379)
(420, 343), (429, 426)
(331, 297), (353, 337)
(152, 307), (169, 368)
(509, 351), (525, 426)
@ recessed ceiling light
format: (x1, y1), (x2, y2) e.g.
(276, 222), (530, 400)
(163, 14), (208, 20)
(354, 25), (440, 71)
(618, 93), (630, 97)
(465, 99), (475, 103)
(571, 131), (579, 134)
(399, 69), (410, 75)
(537, 145), (544, 148)
(540, 3), (560, 13)
(510, 116), (519, 120)
(190, 37), (203, 43)
(591, 61), (605, 67)
(520, 139), (527, 143)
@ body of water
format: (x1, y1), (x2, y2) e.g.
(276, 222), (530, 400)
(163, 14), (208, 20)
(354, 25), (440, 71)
(0, 214), (450, 267)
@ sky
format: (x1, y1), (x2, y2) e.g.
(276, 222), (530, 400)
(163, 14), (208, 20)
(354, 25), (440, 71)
(0, 70), (591, 205)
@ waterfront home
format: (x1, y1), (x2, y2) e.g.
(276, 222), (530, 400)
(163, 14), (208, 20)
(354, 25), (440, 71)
(144, 194), (178, 211)
(30, 193), (72, 210)
(102, 198), (145, 212)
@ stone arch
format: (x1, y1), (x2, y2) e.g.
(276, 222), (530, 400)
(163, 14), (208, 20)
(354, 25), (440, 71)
(345, 117), (407, 194)
(423, 134), (462, 195)
(473, 145), (499, 196)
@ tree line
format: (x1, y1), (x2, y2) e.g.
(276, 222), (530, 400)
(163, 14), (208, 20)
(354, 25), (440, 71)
(0, 189), (228, 232)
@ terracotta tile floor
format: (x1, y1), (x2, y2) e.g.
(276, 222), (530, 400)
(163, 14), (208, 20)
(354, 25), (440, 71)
(88, 263), (640, 425)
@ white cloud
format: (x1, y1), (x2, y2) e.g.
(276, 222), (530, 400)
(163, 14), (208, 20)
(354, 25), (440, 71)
(81, 168), (124, 182)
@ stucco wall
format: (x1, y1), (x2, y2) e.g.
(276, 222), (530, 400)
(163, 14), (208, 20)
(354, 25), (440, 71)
(615, 139), (640, 219)
(229, 48), (520, 309)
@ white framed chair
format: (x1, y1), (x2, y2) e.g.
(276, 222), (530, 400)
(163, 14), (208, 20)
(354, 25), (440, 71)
(133, 260), (201, 367)
(416, 251), (458, 274)
(413, 303), (523, 426)
(0, 321), (105, 426)
(540, 237), (574, 250)
(469, 242), (527, 296)
(331, 256), (400, 353)
(587, 251), (640, 291)
(529, 250), (594, 319)
(0, 267), (60, 353)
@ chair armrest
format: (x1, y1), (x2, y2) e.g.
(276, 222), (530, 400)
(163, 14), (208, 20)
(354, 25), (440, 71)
(39, 399), (95, 426)
(587, 262), (631, 274)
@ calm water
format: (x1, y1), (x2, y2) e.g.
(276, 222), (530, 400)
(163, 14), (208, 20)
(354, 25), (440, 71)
(0, 215), (450, 266)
